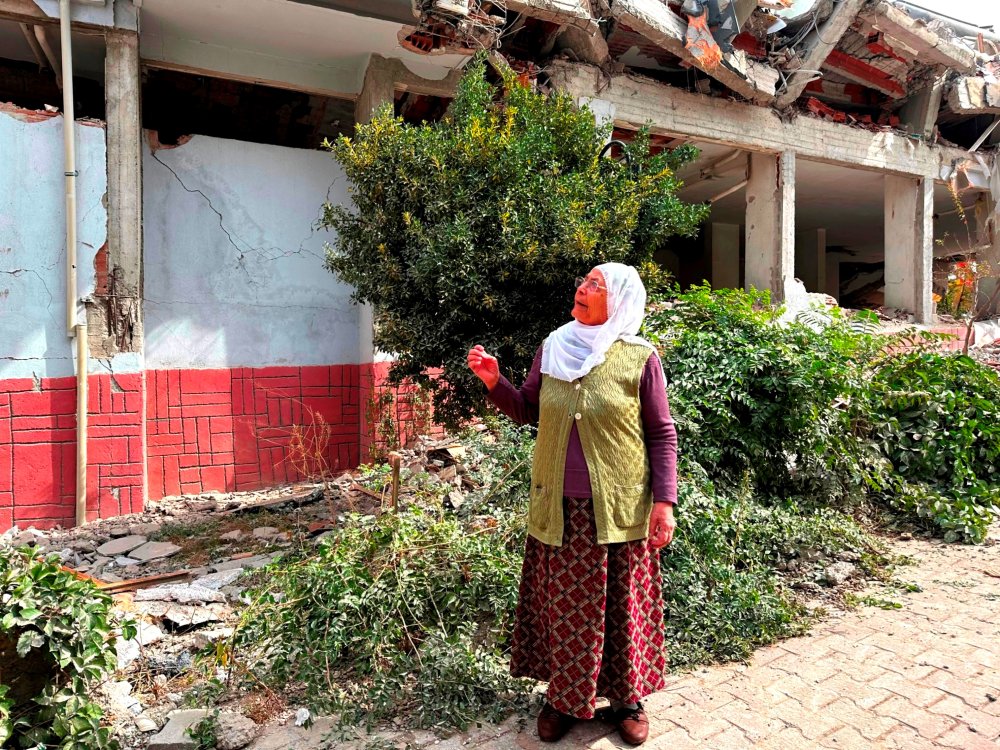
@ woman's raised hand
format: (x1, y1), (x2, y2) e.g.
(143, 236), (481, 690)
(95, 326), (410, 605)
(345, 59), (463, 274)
(467, 345), (500, 391)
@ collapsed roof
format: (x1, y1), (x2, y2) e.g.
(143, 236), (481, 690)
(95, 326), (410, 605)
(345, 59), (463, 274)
(405, 0), (1000, 151)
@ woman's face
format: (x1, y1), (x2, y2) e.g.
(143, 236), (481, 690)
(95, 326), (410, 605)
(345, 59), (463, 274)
(572, 268), (609, 326)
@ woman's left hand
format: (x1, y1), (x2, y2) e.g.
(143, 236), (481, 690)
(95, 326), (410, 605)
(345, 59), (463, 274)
(648, 503), (676, 549)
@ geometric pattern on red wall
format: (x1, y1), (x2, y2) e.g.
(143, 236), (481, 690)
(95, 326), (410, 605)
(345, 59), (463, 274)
(145, 365), (362, 500)
(0, 372), (145, 531)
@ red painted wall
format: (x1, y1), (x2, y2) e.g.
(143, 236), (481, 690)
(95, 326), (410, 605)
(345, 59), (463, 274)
(0, 373), (144, 530)
(145, 365), (362, 500)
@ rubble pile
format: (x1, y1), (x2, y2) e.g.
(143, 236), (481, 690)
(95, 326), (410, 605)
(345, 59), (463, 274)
(1, 434), (485, 750)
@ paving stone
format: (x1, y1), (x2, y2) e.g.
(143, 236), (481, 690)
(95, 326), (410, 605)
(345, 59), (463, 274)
(96, 535), (147, 556)
(148, 709), (211, 750)
(219, 530), (244, 542)
(130, 541), (182, 562)
(252, 526), (280, 539)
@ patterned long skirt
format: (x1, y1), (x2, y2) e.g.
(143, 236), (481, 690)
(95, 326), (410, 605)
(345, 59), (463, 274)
(509, 496), (668, 719)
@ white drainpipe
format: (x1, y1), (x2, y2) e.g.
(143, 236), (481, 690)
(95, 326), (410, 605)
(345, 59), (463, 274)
(58, 0), (88, 527)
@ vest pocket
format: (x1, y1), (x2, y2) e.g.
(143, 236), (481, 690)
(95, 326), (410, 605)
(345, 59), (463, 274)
(529, 484), (551, 531)
(611, 484), (649, 529)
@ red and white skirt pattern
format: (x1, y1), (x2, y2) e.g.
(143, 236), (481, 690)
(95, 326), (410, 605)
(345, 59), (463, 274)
(509, 496), (668, 719)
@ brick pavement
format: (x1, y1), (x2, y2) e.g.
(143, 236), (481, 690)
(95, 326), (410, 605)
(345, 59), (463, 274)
(272, 530), (1000, 750)
(472, 529), (1000, 750)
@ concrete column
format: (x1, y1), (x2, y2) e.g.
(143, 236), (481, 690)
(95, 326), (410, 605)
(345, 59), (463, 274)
(816, 228), (827, 294)
(975, 195), (1000, 317)
(745, 151), (795, 302)
(711, 222), (741, 289)
(825, 253), (841, 301)
(885, 174), (933, 322)
(102, 28), (142, 353)
(354, 55), (397, 366)
(355, 55), (396, 126)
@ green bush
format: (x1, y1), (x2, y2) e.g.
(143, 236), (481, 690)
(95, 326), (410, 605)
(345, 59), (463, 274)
(233, 502), (529, 731)
(868, 352), (1000, 542)
(661, 462), (881, 668)
(0, 547), (133, 749)
(644, 285), (890, 506)
(323, 53), (708, 427)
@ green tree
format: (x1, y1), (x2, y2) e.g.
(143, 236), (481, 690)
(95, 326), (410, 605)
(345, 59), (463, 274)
(322, 54), (708, 426)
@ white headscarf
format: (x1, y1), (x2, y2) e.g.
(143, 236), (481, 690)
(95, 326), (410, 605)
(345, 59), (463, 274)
(541, 263), (654, 383)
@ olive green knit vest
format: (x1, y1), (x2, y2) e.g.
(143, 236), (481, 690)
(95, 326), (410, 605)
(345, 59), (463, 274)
(528, 340), (653, 547)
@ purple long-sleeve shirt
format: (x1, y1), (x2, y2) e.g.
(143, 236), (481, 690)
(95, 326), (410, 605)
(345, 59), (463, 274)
(487, 347), (678, 505)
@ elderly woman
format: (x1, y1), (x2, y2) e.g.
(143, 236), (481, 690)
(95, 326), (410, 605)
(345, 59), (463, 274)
(467, 263), (678, 745)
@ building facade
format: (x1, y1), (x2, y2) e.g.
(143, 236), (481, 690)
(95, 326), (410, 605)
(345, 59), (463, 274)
(0, 0), (997, 530)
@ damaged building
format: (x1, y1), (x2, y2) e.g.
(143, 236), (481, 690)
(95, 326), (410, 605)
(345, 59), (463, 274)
(0, 0), (998, 530)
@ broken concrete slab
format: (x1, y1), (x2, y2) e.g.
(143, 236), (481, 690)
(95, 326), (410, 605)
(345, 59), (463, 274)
(116, 621), (165, 668)
(134, 584), (226, 605)
(137, 600), (228, 629)
(219, 529), (244, 542)
(193, 568), (243, 590)
(860, 2), (976, 74)
(947, 76), (1000, 116)
(209, 552), (281, 573)
(130, 541), (182, 562)
(251, 526), (280, 539)
(97, 535), (147, 556)
(609, 0), (778, 102)
(148, 709), (212, 750)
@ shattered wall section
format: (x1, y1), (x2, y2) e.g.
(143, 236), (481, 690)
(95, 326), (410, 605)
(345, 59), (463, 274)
(0, 106), (145, 529)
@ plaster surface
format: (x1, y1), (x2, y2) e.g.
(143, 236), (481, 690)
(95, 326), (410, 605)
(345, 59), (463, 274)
(139, 0), (467, 96)
(0, 111), (106, 379)
(142, 133), (360, 370)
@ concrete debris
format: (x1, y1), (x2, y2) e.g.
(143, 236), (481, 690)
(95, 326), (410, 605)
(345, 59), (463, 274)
(219, 529), (244, 542)
(821, 562), (857, 587)
(148, 709), (212, 750)
(130, 541), (182, 562)
(97, 535), (148, 556)
(192, 626), (235, 650)
(216, 711), (260, 750)
(135, 714), (160, 733)
(251, 526), (280, 539)
(134, 584), (227, 604)
(103, 680), (143, 716)
(209, 552), (282, 573)
(193, 568), (244, 590)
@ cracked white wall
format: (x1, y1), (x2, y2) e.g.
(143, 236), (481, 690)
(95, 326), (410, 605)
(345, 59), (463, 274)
(0, 111), (107, 380)
(142, 134), (360, 369)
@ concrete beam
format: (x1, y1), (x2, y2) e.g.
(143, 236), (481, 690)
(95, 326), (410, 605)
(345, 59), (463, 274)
(746, 151), (795, 302)
(885, 174), (934, 323)
(946, 76), (1000, 116)
(860, 2), (977, 74)
(608, 0), (779, 103)
(547, 61), (983, 177)
(365, 53), (464, 101)
(0, 0), (48, 23)
(506, 0), (593, 27)
(775, 0), (868, 109)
